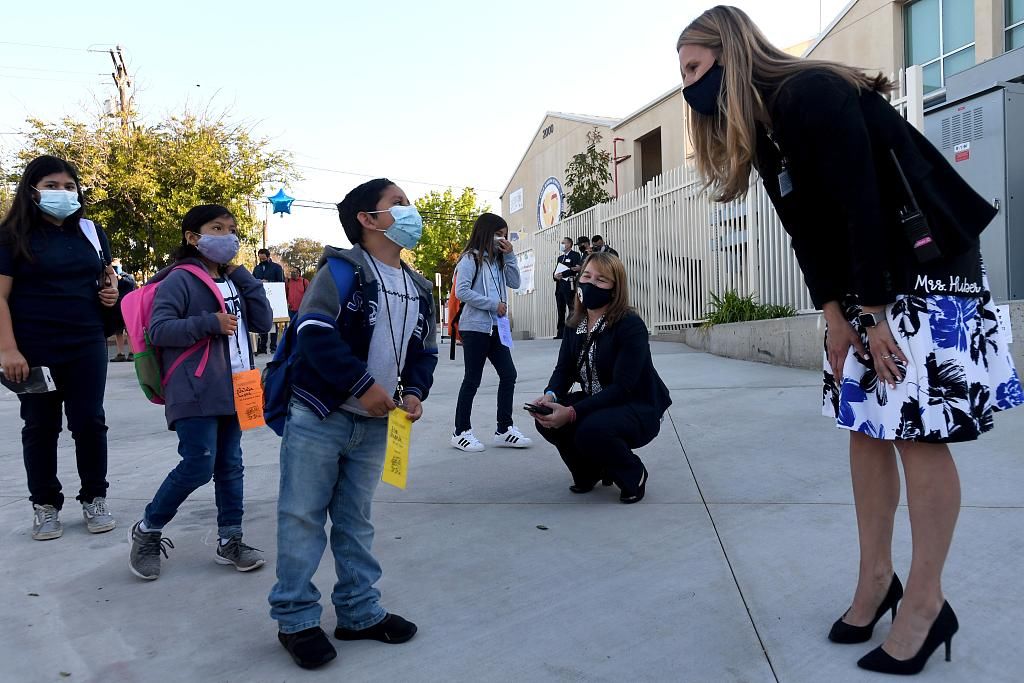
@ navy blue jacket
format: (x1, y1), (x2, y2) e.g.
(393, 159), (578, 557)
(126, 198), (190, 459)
(289, 245), (437, 419)
(149, 258), (272, 428)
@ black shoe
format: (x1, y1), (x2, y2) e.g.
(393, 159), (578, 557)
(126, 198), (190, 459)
(602, 476), (614, 487)
(335, 613), (417, 644)
(569, 481), (597, 494)
(278, 627), (337, 669)
(829, 573), (903, 644)
(619, 466), (648, 504)
(857, 601), (958, 675)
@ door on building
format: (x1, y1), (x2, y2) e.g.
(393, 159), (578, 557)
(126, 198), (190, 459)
(637, 128), (663, 187)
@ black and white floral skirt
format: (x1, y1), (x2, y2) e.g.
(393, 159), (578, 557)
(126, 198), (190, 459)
(823, 287), (1023, 443)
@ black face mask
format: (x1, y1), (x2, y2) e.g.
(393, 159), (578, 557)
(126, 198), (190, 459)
(579, 282), (614, 310)
(683, 62), (723, 116)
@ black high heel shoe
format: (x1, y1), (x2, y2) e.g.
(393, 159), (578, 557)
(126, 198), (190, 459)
(857, 601), (958, 675)
(619, 466), (648, 504)
(828, 573), (903, 644)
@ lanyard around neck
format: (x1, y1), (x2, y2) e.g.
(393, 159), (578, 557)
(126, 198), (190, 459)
(366, 254), (411, 401)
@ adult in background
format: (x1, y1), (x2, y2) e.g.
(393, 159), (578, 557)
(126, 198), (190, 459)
(531, 253), (671, 503)
(679, 6), (1022, 675)
(253, 247), (284, 354)
(0, 155), (120, 540)
(591, 234), (619, 257)
(553, 237), (581, 340)
(450, 212), (531, 452)
(285, 267), (309, 324)
(109, 258), (138, 362)
(576, 235), (591, 258)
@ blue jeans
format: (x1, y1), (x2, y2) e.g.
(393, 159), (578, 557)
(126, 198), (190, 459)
(269, 399), (389, 634)
(143, 415), (244, 539)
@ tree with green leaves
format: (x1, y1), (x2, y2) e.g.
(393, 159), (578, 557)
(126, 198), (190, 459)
(14, 110), (295, 277)
(563, 127), (612, 216)
(411, 187), (489, 293)
(271, 237), (324, 278)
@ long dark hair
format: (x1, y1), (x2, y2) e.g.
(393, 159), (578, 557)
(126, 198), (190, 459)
(171, 204), (235, 262)
(0, 155), (86, 262)
(462, 212), (507, 266)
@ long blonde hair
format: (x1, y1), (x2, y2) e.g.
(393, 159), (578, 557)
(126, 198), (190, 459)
(568, 253), (633, 329)
(677, 5), (891, 202)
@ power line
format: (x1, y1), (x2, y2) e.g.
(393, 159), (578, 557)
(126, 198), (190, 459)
(293, 163), (500, 194)
(0, 64), (106, 76)
(0, 40), (94, 53)
(0, 73), (103, 84)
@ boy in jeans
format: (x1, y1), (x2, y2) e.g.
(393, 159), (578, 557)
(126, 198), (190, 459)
(269, 178), (437, 670)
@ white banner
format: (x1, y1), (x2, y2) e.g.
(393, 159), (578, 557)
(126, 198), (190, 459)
(515, 249), (535, 295)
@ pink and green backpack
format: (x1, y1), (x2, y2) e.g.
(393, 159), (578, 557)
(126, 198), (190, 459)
(119, 264), (225, 404)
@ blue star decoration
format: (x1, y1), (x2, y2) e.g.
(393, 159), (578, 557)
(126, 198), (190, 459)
(268, 188), (295, 215)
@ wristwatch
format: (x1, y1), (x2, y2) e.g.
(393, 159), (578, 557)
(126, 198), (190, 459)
(858, 312), (884, 328)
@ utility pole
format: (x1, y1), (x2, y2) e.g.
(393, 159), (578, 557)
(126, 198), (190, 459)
(108, 45), (133, 130)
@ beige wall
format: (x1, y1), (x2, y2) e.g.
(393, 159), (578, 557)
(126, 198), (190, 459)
(500, 115), (613, 236)
(808, 0), (1007, 76)
(612, 91), (688, 192)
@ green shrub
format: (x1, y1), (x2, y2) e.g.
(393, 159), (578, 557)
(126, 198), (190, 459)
(702, 290), (796, 328)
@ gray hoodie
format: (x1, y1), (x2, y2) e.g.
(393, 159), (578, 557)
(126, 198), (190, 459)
(454, 251), (520, 334)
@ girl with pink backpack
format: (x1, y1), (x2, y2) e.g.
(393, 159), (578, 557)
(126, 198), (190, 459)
(127, 204), (272, 581)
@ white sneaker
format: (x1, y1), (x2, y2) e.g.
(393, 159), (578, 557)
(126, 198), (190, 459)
(451, 430), (486, 452)
(494, 426), (533, 448)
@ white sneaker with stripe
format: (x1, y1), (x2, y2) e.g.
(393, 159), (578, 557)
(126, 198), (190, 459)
(451, 430), (486, 452)
(493, 426), (533, 448)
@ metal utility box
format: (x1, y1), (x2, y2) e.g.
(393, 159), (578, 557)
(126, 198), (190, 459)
(924, 82), (1024, 302)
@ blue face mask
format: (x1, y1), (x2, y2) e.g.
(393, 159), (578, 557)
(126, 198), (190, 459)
(36, 189), (81, 220)
(195, 233), (240, 264)
(369, 205), (423, 250)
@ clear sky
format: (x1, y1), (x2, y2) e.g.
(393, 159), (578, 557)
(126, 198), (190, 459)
(0, 0), (850, 247)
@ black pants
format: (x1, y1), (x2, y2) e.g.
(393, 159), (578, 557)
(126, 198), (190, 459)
(455, 327), (517, 434)
(19, 340), (109, 509)
(257, 326), (278, 353)
(536, 403), (660, 492)
(554, 284), (572, 339)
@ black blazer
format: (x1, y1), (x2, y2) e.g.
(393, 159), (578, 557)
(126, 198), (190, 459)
(755, 69), (996, 307)
(545, 312), (672, 421)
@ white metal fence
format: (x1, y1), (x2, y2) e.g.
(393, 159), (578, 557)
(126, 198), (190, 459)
(507, 66), (925, 338)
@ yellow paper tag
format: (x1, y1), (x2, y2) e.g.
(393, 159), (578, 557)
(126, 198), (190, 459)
(232, 369), (266, 431)
(382, 408), (412, 489)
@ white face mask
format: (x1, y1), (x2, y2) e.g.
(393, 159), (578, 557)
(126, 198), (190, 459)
(560, 244), (568, 253)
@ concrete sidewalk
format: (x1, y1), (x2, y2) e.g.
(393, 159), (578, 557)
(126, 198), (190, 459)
(1, 340), (1021, 682)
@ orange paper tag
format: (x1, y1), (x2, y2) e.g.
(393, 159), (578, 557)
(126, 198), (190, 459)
(232, 369), (266, 430)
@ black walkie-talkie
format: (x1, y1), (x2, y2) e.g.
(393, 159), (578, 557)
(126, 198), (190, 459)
(890, 149), (941, 263)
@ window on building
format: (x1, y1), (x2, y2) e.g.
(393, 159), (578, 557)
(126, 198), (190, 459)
(904, 0), (976, 92)
(636, 128), (663, 188)
(1008, 0), (1024, 51)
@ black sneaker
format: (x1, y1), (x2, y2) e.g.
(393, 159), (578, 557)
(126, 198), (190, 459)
(334, 613), (417, 644)
(278, 627), (337, 669)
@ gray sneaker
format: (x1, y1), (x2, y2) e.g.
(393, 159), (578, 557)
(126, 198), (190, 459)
(82, 497), (116, 534)
(128, 521), (174, 580)
(32, 504), (63, 541)
(215, 535), (266, 572)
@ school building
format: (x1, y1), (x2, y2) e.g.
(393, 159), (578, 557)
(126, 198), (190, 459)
(501, 1), (1024, 339)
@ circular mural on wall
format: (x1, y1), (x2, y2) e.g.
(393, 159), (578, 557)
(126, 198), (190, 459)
(536, 177), (564, 229)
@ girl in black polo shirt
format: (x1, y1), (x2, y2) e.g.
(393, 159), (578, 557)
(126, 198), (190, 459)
(0, 155), (120, 541)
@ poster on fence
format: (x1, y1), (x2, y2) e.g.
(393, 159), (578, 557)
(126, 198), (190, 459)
(515, 250), (535, 294)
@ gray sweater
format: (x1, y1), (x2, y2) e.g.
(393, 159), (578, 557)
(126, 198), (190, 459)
(149, 259), (273, 428)
(454, 251), (520, 334)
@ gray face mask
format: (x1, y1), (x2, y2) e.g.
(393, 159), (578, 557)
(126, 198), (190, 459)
(195, 233), (240, 264)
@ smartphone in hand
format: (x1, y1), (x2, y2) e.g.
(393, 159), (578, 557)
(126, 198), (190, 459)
(523, 402), (553, 416)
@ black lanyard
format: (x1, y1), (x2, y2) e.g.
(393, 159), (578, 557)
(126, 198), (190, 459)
(483, 256), (506, 305)
(366, 254), (411, 403)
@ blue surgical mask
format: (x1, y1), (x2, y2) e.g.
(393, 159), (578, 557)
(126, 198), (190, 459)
(195, 233), (240, 264)
(683, 63), (724, 116)
(35, 189), (81, 220)
(369, 205), (423, 250)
